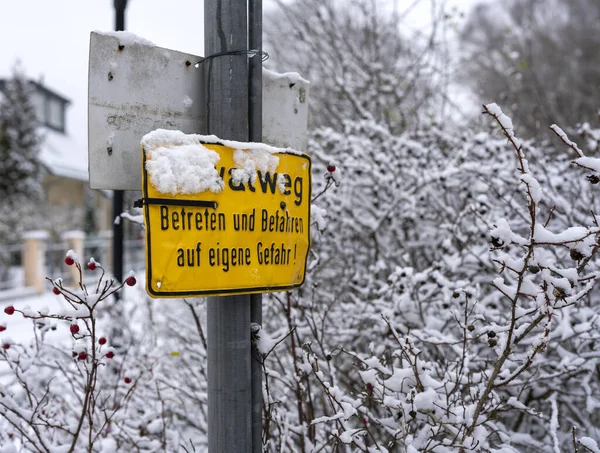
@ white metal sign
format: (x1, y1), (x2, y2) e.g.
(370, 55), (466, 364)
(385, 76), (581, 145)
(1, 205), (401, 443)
(88, 32), (309, 190)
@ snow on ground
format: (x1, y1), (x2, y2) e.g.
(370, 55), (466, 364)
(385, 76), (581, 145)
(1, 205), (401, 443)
(0, 290), (73, 379)
(0, 291), (70, 342)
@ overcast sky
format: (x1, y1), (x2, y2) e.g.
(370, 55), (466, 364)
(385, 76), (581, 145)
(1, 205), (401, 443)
(0, 0), (475, 167)
(0, 0), (206, 152)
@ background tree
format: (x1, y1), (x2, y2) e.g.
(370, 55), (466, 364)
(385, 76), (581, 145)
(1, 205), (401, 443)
(460, 0), (600, 138)
(0, 63), (42, 202)
(264, 0), (456, 134)
(0, 63), (43, 282)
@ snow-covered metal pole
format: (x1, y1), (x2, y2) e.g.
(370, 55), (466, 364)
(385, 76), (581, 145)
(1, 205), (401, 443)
(203, 0), (253, 451)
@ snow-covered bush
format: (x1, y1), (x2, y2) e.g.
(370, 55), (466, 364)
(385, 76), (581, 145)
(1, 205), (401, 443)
(0, 250), (212, 452)
(258, 106), (600, 452)
(0, 253), (144, 452)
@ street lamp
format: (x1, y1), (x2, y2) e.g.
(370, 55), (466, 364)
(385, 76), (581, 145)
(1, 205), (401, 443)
(114, 0), (128, 32)
(111, 0), (127, 289)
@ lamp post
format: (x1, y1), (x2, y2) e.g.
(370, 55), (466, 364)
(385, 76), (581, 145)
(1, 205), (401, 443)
(114, 0), (127, 31)
(111, 0), (127, 290)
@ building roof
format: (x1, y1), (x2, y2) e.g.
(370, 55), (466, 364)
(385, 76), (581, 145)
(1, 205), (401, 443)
(29, 80), (71, 107)
(0, 79), (71, 107)
(39, 127), (88, 181)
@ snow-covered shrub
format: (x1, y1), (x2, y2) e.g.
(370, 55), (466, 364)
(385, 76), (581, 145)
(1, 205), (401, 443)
(0, 253), (146, 452)
(259, 106), (600, 451)
(0, 250), (214, 453)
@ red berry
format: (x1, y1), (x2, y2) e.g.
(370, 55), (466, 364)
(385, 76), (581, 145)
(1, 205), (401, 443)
(124, 377), (132, 384)
(78, 351), (87, 361)
(125, 276), (136, 287)
(4, 306), (15, 315)
(70, 324), (80, 334)
(88, 262), (96, 271)
(98, 337), (107, 345)
(65, 256), (74, 266)
(3, 343), (10, 350)
(0, 325), (5, 332)
(327, 164), (336, 173)
(53, 287), (61, 295)
(106, 351), (115, 359)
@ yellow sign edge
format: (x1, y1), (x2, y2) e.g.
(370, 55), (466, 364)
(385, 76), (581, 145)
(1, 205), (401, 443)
(141, 143), (312, 299)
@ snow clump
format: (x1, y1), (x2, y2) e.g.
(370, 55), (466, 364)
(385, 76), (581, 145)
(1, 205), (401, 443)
(142, 130), (224, 196)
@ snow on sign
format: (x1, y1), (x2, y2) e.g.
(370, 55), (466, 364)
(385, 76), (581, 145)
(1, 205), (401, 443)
(141, 130), (311, 298)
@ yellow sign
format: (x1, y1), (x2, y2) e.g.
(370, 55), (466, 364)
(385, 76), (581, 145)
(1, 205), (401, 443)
(142, 143), (311, 298)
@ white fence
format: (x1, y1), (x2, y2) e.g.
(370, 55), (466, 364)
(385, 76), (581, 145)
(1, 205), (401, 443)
(0, 230), (145, 293)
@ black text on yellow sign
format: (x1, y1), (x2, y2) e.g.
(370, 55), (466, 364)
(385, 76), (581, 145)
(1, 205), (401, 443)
(142, 144), (311, 298)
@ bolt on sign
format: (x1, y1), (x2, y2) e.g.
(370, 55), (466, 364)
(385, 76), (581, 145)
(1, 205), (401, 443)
(140, 130), (311, 298)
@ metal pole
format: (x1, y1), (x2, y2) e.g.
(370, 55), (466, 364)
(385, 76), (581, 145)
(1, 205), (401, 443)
(249, 0), (263, 451)
(112, 0), (127, 289)
(203, 0), (252, 451)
